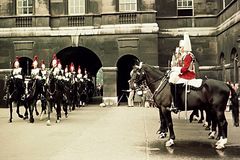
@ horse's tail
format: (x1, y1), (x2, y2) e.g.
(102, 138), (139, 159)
(227, 84), (239, 127)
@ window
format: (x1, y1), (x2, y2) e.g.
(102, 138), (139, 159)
(69, 0), (85, 15)
(17, 0), (33, 15)
(119, 0), (137, 12)
(177, 0), (193, 16)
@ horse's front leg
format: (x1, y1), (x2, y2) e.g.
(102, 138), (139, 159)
(34, 100), (39, 116)
(40, 97), (47, 120)
(62, 102), (68, 118)
(46, 101), (52, 126)
(162, 107), (175, 147)
(16, 101), (24, 119)
(9, 101), (13, 123)
(198, 109), (204, 123)
(23, 101), (29, 120)
(208, 112), (217, 139)
(215, 112), (228, 150)
(56, 102), (61, 123)
(29, 101), (35, 123)
(157, 108), (168, 139)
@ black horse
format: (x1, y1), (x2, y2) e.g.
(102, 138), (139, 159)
(3, 75), (28, 123)
(45, 73), (64, 126)
(25, 78), (45, 123)
(129, 63), (239, 150)
(62, 77), (76, 115)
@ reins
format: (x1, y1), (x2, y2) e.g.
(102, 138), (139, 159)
(152, 75), (168, 98)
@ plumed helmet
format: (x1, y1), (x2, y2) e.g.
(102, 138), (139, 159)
(183, 32), (192, 52)
(14, 56), (20, 68)
(70, 62), (74, 72)
(32, 55), (38, 67)
(179, 40), (185, 48)
(65, 65), (68, 73)
(77, 65), (81, 74)
(52, 53), (57, 67)
(175, 47), (180, 53)
(57, 59), (62, 68)
(41, 60), (45, 69)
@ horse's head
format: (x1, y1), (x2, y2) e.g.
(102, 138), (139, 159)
(129, 62), (146, 90)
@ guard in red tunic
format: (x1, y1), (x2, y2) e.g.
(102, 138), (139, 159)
(169, 32), (196, 113)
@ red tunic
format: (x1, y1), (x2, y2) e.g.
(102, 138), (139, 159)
(179, 53), (196, 80)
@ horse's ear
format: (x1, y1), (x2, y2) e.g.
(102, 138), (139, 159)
(134, 62), (143, 69)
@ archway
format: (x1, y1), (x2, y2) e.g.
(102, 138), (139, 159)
(219, 52), (225, 81)
(56, 46), (102, 77)
(56, 46), (102, 103)
(117, 55), (139, 103)
(230, 48), (238, 83)
(18, 57), (33, 76)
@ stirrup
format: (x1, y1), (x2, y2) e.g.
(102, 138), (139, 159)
(169, 106), (179, 114)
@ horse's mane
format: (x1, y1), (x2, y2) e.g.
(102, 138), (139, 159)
(142, 64), (165, 77)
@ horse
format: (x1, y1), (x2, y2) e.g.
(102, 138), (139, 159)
(84, 79), (94, 103)
(25, 78), (45, 123)
(75, 80), (85, 107)
(129, 62), (239, 150)
(62, 77), (76, 116)
(45, 73), (64, 126)
(3, 75), (28, 123)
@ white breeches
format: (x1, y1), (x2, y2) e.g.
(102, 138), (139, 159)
(169, 67), (188, 84)
(169, 67), (181, 84)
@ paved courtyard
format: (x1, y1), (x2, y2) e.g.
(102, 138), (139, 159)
(0, 104), (240, 160)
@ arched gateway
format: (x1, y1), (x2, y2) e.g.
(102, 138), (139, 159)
(117, 55), (139, 103)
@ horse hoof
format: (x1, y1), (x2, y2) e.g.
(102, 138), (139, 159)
(159, 132), (167, 139)
(23, 116), (28, 120)
(8, 119), (12, 123)
(216, 144), (225, 150)
(29, 118), (34, 123)
(40, 114), (44, 121)
(198, 120), (203, 123)
(208, 135), (215, 139)
(208, 131), (216, 139)
(203, 122), (208, 127)
(216, 136), (220, 140)
(65, 114), (68, 118)
(189, 118), (193, 123)
(165, 139), (174, 147)
(56, 119), (61, 123)
(46, 120), (51, 126)
(205, 126), (210, 130)
(215, 138), (227, 146)
(19, 115), (24, 119)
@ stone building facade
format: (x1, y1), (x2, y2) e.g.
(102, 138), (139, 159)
(0, 0), (239, 105)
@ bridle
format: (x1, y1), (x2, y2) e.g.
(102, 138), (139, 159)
(132, 62), (169, 98)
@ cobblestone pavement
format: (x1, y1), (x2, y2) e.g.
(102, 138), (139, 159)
(0, 104), (240, 160)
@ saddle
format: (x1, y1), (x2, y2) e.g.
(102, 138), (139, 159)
(176, 78), (203, 89)
(187, 79), (203, 88)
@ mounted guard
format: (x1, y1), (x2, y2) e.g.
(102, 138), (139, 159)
(169, 32), (197, 113)
(11, 56), (25, 100)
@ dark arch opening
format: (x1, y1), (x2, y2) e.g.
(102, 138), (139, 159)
(230, 48), (238, 83)
(117, 55), (139, 103)
(18, 57), (33, 76)
(219, 52), (225, 81)
(56, 46), (102, 103)
(56, 46), (102, 77)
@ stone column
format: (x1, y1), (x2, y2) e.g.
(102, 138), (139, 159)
(102, 67), (118, 106)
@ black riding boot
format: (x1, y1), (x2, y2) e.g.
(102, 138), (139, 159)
(170, 83), (180, 113)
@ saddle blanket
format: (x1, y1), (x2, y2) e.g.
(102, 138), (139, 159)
(176, 78), (203, 88)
